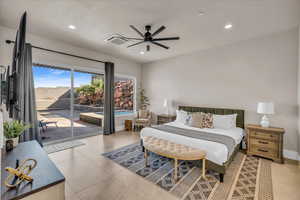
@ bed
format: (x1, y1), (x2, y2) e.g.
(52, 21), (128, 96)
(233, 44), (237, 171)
(140, 106), (245, 182)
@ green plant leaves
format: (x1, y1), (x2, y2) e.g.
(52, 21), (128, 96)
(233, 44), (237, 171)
(3, 120), (30, 139)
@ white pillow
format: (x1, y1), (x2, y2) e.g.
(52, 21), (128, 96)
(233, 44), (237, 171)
(213, 114), (237, 129)
(175, 110), (189, 124)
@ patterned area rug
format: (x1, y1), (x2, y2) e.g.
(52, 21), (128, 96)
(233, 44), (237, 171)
(103, 143), (273, 200)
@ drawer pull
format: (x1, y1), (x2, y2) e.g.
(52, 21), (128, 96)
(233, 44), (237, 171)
(258, 149), (268, 153)
(258, 141), (268, 144)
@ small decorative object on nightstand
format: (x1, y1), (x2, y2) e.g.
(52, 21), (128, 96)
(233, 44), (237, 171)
(246, 124), (285, 163)
(157, 114), (176, 125)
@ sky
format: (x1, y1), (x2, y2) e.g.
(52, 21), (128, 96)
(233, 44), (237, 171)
(33, 66), (97, 88)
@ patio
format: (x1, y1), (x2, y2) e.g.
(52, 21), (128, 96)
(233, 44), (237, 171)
(38, 109), (102, 144)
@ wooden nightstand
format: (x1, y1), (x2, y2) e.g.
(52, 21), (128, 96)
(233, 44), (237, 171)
(246, 124), (285, 163)
(157, 114), (176, 125)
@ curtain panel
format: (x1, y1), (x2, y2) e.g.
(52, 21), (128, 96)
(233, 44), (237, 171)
(18, 44), (42, 145)
(104, 62), (115, 134)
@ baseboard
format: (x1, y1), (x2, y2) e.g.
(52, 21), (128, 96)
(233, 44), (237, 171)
(283, 149), (300, 161)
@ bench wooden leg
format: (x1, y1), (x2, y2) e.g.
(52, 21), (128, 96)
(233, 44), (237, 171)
(140, 139), (145, 152)
(202, 158), (206, 178)
(174, 158), (178, 182)
(144, 149), (148, 167)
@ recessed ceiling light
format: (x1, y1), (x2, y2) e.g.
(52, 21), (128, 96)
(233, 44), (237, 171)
(224, 23), (233, 30)
(68, 25), (76, 30)
(140, 51), (145, 55)
(198, 11), (205, 16)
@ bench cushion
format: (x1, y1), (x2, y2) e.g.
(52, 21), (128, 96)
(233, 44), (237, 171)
(143, 136), (206, 160)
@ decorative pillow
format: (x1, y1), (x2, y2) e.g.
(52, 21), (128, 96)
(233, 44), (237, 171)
(201, 112), (213, 128)
(175, 110), (189, 124)
(189, 112), (204, 128)
(213, 114), (237, 129)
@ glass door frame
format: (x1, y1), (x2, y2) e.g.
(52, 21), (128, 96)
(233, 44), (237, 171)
(33, 63), (105, 144)
(33, 62), (138, 144)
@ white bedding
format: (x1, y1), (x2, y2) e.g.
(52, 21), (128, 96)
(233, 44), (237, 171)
(140, 122), (244, 165)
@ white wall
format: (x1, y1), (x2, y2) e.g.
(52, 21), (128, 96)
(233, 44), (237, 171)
(142, 28), (299, 156)
(0, 25), (142, 147)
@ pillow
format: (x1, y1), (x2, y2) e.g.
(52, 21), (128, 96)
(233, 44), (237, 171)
(213, 114), (237, 129)
(201, 112), (213, 128)
(175, 110), (189, 124)
(189, 112), (204, 128)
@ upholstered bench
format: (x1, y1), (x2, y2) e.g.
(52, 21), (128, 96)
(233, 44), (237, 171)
(143, 136), (206, 181)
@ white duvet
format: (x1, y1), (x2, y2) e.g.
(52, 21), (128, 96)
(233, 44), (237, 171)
(140, 122), (244, 165)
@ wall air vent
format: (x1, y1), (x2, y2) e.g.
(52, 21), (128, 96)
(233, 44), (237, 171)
(105, 34), (128, 45)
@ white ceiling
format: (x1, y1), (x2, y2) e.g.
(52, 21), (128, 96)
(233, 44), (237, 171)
(0, 0), (299, 64)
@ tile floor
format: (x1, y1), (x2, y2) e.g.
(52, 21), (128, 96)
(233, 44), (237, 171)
(48, 131), (300, 200)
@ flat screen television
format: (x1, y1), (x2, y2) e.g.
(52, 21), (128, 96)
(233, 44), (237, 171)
(4, 12), (27, 118)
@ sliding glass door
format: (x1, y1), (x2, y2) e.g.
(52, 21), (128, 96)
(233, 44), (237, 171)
(32, 64), (103, 144)
(33, 65), (73, 143)
(72, 71), (103, 138)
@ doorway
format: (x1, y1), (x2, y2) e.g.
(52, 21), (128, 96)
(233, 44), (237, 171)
(32, 64), (103, 144)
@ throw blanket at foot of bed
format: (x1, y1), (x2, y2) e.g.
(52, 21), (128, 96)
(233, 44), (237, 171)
(151, 125), (236, 156)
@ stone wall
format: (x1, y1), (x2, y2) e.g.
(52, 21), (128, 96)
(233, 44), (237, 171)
(114, 80), (134, 110)
(35, 80), (134, 111)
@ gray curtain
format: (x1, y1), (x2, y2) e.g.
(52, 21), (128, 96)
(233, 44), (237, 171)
(103, 62), (115, 135)
(18, 44), (42, 145)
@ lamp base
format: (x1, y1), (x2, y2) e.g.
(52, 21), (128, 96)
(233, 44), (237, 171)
(260, 115), (270, 128)
(165, 107), (169, 115)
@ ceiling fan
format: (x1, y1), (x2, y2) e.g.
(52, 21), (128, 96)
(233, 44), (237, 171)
(125, 25), (180, 52)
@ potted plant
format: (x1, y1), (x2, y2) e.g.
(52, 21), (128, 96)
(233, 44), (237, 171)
(4, 120), (30, 151)
(139, 88), (150, 110)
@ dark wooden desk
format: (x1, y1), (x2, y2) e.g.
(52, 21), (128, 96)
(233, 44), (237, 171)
(1, 141), (65, 200)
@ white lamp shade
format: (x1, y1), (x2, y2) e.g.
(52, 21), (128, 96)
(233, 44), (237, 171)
(163, 99), (168, 107)
(257, 102), (274, 115)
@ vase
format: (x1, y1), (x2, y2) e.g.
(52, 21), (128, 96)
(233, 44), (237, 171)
(12, 137), (19, 147)
(5, 139), (13, 151)
(5, 137), (19, 152)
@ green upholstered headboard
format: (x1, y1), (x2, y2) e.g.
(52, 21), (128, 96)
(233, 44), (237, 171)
(178, 106), (245, 129)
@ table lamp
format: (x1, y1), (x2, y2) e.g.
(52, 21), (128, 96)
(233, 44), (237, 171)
(163, 99), (171, 115)
(257, 102), (274, 128)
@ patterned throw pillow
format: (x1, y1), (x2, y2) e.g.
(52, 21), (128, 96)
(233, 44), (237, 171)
(200, 112), (213, 128)
(189, 112), (204, 128)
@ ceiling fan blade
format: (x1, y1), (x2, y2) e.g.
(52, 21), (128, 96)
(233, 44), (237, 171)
(151, 26), (166, 37)
(127, 41), (144, 48)
(152, 37), (180, 41)
(129, 25), (144, 38)
(125, 37), (144, 40)
(147, 45), (150, 51)
(151, 41), (169, 49)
